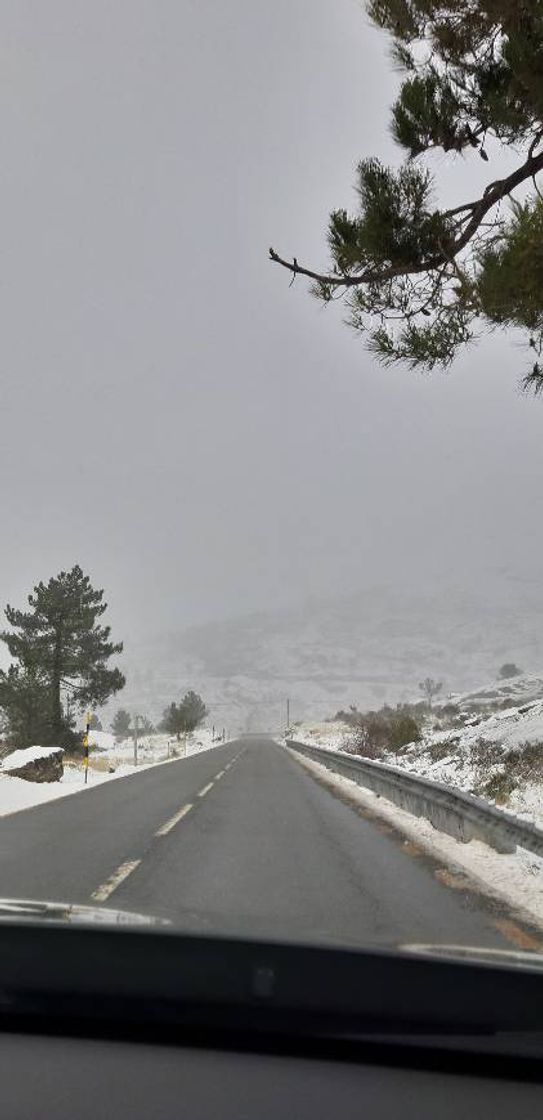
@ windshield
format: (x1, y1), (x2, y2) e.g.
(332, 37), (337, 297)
(0, 0), (542, 968)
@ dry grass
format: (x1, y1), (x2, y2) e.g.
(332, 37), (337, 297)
(88, 757), (117, 773)
(426, 739), (459, 763)
(63, 757), (116, 775)
(471, 739), (543, 805)
(480, 771), (517, 805)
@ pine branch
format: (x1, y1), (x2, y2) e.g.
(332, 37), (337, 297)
(270, 148), (543, 291)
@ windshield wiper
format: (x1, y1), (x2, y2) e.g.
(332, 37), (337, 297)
(0, 897), (167, 926)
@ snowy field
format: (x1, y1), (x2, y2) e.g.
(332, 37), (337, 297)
(0, 729), (219, 819)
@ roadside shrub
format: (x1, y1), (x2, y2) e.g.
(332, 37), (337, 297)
(388, 712), (422, 751)
(438, 703), (459, 718)
(348, 707), (422, 759)
(63, 732), (88, 759)
(469, 738), (504, 769)
(503, 741), (543, 782)
(408, 700), (428, 716)
(469, 738), (504, 797)
(471, 739), (543, 805)
(333, 707), (361, 728)
(346, 732), (385, 760)
(481, 771), (518, 804)
(498, 663), (523, 680)
(426, 739), (458, 763)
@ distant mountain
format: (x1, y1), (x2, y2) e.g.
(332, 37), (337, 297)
(119, 570), (543, 735)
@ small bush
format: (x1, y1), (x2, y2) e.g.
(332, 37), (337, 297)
(465, 702), (487, 715)
(426, 739), (457, 763)
(481, 771), (517, 804)
(347, 732), (385, 760)
(333, 707), (362, 728)
(469, 738), (504, 797)
(469, 738), (504, 769)
(503, 741), (543, 782)
(471, 739), (543, 805)
(498, 663), (523, 680)
(347, 707), (422, 758)
(388, 712), (422, 751)
(64, 733), (88, 760)
(438, 703), (459, 718)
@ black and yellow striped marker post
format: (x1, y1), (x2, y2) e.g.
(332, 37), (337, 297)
(83, 710), (91, 785)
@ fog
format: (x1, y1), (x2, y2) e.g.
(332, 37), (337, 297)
(0, 0), (542, 656)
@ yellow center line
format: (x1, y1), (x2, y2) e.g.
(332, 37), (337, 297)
(155, 803), (193, 837)
(494, 918), (543, 952)
(91, 859), (141, 903)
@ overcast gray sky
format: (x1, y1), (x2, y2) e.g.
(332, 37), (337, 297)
(0, 0), (542, 650)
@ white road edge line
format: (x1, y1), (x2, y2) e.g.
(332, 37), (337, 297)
(198, 781), (214, 798)
(155, 803), (193, 837)
(91, 859), (142, 903)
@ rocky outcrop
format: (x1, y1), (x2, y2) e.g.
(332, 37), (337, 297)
(2, 746), (64, 783)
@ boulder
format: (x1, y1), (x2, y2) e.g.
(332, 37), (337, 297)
(2, 745), (64, 783)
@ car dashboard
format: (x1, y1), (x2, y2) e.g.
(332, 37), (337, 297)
(0, 922), (541, 1118)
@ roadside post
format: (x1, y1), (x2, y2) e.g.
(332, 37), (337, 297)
(84, 710), (91, 785)
(133, 714), (139, 767)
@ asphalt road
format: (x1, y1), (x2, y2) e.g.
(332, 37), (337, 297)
(0, 737), (532, 950)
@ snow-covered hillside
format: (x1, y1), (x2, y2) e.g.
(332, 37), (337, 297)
(290, 675), (543, 828)
(118, 572), (543, 734)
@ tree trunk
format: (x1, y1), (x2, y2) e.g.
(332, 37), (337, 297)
(51, 624), (63, 743)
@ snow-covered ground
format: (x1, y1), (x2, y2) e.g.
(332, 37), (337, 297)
(288, 675), (543, 826)
(389, 699), (543, 825)
(0, 729), (219, 820)
(1, 744), (64, 769)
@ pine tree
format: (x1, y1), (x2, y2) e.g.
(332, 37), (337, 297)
(160, 691), (208, 740)
(178, 690), (208, 734)
(0, 566), (125, 747)
(111, 708), (132, 738)
(160, 702), (184, 741)
(0, 666), (50, 747)
(270, 1), (543, 390)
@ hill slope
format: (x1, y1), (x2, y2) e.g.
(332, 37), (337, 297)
(120, 571), (543, 733)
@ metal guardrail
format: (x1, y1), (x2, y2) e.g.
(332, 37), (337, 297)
(286, 739), (543, 858)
